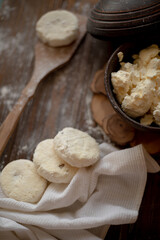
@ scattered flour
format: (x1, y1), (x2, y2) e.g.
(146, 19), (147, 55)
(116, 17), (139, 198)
(0, 31), (25, 57)
(0, 154), (8, 171)
(0, 86), (10, 98)
(0, 86), (19, 111)
(84, 92), (111, 144)
(0, 0), (15, 20)
(21, 145), (28, 151)
(17, 145), (28, 156)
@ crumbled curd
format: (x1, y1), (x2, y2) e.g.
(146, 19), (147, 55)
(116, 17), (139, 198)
(111, 44), (160, 126)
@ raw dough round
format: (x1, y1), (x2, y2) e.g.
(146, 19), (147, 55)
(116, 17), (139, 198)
(33, 139), (78, 183)
(0, 159), (47, 203)
(36, 10), (79, 47)
(53, 127), (100, 167)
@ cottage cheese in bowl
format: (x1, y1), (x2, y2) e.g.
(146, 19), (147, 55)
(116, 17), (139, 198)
(111, 44), (160, 126)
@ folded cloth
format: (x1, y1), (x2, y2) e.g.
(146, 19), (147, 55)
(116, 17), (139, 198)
(0, 143), (159, 240)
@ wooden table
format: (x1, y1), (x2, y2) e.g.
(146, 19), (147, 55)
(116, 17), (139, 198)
(0, 1), (159, 239)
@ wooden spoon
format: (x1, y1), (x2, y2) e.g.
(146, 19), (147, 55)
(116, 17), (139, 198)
(0, 14), (87, 157)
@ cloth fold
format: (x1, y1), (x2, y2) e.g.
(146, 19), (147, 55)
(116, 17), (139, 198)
(0, 143), (159, 240)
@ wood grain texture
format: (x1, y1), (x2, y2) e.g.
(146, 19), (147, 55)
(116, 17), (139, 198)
(0, 14), (87, 157)
(0, 1), (159, 240)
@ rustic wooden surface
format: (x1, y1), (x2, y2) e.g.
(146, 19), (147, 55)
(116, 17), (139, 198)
(0, 1), (159, 239)
(0, 14), (87, 157)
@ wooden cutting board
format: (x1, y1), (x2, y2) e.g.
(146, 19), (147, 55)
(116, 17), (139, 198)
(90, 66), (160, 155)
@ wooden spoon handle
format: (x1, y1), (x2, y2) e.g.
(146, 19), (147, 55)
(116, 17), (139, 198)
(0, 78), (38, 156)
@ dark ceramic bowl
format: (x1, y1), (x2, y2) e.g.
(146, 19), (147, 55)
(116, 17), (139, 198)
(104, 40), (160, 132)
(87, 0), (160, 39)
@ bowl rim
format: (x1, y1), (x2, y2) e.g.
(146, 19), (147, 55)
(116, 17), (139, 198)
(104, 41), (160, 132)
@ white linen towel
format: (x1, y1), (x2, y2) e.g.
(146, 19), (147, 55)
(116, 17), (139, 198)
(0, 143), (159, 240)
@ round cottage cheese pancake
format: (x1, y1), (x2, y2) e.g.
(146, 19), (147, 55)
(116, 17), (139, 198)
(53, 127), (100, 167)
(0, 159), (47, 203)
(33, 139), (78, 183)
(36, 10), (79, 47)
